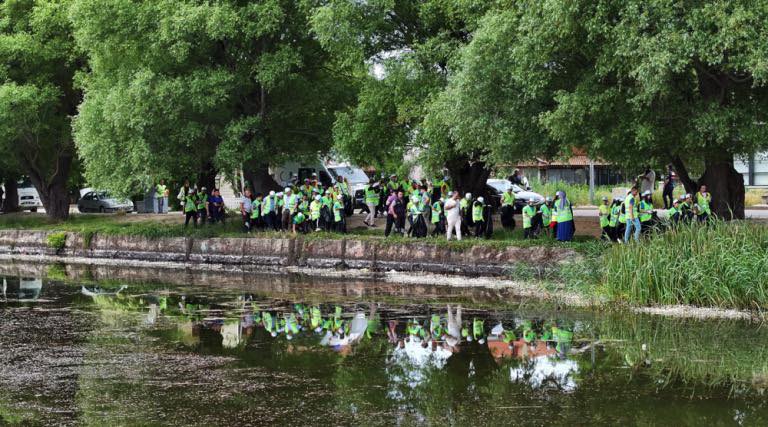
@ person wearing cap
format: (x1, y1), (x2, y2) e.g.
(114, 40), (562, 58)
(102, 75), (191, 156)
(598, 196), (611, 241)
(310, 195), (322, 231)
(540, 197), (552, 238)
(183, 188), (199, 228)
(461, 193), (473, 236)
(444, 191), (463, 241)
(623, 187), (641, 242)
(363, 180), (379, 227)
(240, 188), (253, 233)
(667, 199), (681, 226)
(696, 184), (711, 222)
(500, 187), (516, 230)
(679, 193), (693, 222)
(196, 187), (209, 225)
(262, 190), (278, 231)
(472, 196), (486, 238)
(430, 198), (445, 237)
(522, 198), (536, 239)
(608, 197), (621, 241)
(639, 190), (655, 235)
(282, 188), (298, 231)
(251, 192), (263, 230)
(333, 194), (346, 233)
(208, 188), (225, 224)
(177, 179), (191, 216)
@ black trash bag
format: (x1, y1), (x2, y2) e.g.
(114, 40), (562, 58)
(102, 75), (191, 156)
(343, 195), (354, 216)
(412, 215), (428, 238)
(500, 205), (516, 230)
(320, 205), (333, 231)
(483, 205), (494, 239)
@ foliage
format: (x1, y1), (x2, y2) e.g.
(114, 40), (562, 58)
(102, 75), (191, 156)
(0, 0), (83, 219)
(46, 232), (67, 251)
(601, 220), (768, 309)
(71, 0), (355, 194)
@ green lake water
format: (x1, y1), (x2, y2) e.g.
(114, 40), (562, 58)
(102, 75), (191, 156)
(0, 266), (766, 426)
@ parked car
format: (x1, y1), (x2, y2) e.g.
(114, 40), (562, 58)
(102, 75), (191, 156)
(77, 191), (134, 213)
(18, 183), (43, 212)
(486, 179), (545, 213)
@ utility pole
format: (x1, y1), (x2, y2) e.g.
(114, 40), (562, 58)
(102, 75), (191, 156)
(588, 159), (595, 205)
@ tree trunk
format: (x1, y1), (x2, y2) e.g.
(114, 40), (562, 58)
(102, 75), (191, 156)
(197, 160), (218, 191)
(28, 155), (73, 221)
(243, 162), (281, 194)
(445, 156), (491, 198)
(699, 159), (745, 220)
(670, 156), (698, 196)
(2, 179), (19, 213)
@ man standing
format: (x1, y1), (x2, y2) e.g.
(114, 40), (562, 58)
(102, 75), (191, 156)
(177, 179), (191, 215)
(197, 187), (209, 225)
(500, 187), (516, 230)
(445, 192), (462, 241)
(598, 196), (611, 241)
(472, 197), (485, 238)
(183, 188), (198, 228)
(522, 198), (536, 239)
(240, 189), (253, 233)
(662, 164), (675, 209)
(155, 179), (167, 214)
(638, 167), (656, 195)
(208, 188), (225, 224)
(282, 188), (297, 231)
(363, 181), (379, 227)
(624, 187), (641, 242)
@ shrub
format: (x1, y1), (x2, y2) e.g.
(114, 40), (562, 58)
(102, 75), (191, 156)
(46, 232), (67, 252)
(600, 220), (768, 309)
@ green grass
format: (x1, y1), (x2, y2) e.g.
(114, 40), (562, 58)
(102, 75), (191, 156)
(0, 213), (599, 252)
(599, 220), (768, 309)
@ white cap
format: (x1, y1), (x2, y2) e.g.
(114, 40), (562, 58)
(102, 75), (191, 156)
(269, 190), (275, 196)
(546, 196), (552, 202)
(465, 193), (472, 199)
(602, 196), (609, 201)
(285, 187), (291, 193)
(336, 195), (343, 200)
(447, 191), (453, 197)
(477, 196), (484, 203)
(315, 195), (321, 201)
(642, 190), (651, 197)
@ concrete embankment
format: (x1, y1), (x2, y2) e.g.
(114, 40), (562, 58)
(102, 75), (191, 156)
(0, 230), (577, 277)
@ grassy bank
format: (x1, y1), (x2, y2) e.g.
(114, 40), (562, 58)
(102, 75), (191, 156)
(0, 213), (599, 252)
(598, 221), (768, 310)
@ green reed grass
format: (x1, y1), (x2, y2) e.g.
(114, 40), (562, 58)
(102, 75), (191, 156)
(600, 220), (768, 309)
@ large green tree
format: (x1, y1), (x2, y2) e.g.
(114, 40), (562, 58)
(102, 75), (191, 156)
(425, 0), (768, 218)
(312, 0), (500, 194)
(72, 0), (354, 195)
(0, 0), (83, 219)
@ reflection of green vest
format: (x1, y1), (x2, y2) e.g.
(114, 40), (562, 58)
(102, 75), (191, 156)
(522, 205), (535, 229)
(473, 318), (484, 339)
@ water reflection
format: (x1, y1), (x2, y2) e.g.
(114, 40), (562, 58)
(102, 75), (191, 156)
(1, 277), (43, 301)
(2, 272), (767, 425)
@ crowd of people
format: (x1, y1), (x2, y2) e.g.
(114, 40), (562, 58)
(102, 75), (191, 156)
(597, 184), (713, 243)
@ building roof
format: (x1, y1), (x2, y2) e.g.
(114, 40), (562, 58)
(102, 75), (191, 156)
(512, 148), (611, 168)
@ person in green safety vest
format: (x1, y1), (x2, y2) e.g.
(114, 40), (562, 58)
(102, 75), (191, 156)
(608, 197), (621, 242)
(363, 182), (379, 227)
(696, 184), (711, 223)
(310, 195), (322, 232)
(282, 187), (298, 231)
(430, 198), (445, 237)
(251, 193), (263, 231)
(183, 188), (199, 228)
(522, 198), (536, 239)
(409, 195), (428, 238)
(472, 197), (485, 238)
(679, 194), (693, 222)
(553, 190), (575, 242)
(540, 197), (552, 238)
(155, 179), (167, 214)
(298, 194), (309, 216)
(472, 318), (485, 344)
(623, 187), (641, 243)
(292, 210), (307, 234)
(461, 193), (473, 236)
(500, 187), (517, 230)
(639, 190), (655, 236)
(333, 194), (346, 233)
(598, 196), (611, 241)
(667, 199), (681, 226)
(262, 312), (277, 337)
(197, 187), (209, 225)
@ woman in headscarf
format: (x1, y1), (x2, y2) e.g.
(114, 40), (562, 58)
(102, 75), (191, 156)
(553, 190), (575, 242)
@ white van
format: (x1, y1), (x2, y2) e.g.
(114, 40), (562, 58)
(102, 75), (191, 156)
(271, 159), (371, 206)
(18, 182), (43, 212)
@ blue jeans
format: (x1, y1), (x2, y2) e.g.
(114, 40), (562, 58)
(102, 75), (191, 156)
(624, 218), (641, 242)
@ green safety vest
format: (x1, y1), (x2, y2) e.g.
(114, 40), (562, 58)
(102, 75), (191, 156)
(460, 199), (469, 210)
(293, 212), (306, 224)
(338, 182), (349, 196)
(184, 196), (197, 213)
(410, 202), (423, 219)
(555, 200), (573, 223)
(522, 205), (535, 229)
(696, 192), (711, 215)
(540, 204), (551, 225)
(285, 194), (298, 213)
(156, 184), (166, 198)
(431, 202), (442, 224)
(599, 204), (610, 228)
(502, 191), (516, 207)
(364, 186), (378, 204)
(251, 199), (261, 219)
(322, 195), (332, 208)
(309, 201), (321, 220)
(609, 205), (620, 227)
(197, 194), (208, 210)
(472, 203), (484, 222)
(639, 200), (653, 222)
(473, 318), (484, 339)
(667, 207), (678, 221)
(623, 196), (639, 220)
(333, 201), (343, 222)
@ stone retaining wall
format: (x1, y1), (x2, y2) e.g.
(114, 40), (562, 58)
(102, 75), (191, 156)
(0, 230), (578, 277)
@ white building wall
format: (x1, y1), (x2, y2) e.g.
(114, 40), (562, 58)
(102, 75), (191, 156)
(735, 152), (768, 186)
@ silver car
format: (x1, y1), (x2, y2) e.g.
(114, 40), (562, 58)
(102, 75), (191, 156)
(77, 191), (134, 213)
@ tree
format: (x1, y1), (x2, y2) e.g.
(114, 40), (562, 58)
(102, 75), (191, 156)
(311, 0), (498, 195)
(427, 1), (768, 218)
(71, 0), (354, 195)
(0, 0), (83, 219)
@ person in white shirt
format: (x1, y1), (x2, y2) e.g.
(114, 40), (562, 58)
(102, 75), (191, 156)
(444, 191), (462, 241)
